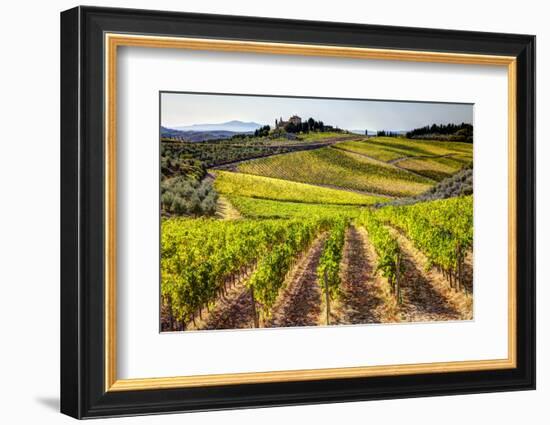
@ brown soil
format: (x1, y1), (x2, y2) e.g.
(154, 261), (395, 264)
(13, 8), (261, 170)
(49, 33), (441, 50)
(201, 273), (257, 330)
(388, 227), (473, 321)
(162, 225), (474, 332)
(160, 299), (183, 332)
(265, 234), (327, 328)
(173, 266), (257, 331)
(331, 226), (399, 325)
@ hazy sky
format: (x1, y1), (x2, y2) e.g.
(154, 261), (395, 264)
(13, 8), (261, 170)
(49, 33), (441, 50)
(161, 92), (472, 131)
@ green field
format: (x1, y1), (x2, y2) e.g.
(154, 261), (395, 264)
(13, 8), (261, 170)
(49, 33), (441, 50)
(299, 131), (355, 141)
(333, 137), (473, 182)
(396, 156), (470, 181)
(227, 195), (363, 219)
(236, 146), (434, 197)
(213, 170), (385, 206)
(335, 137), (473, 162)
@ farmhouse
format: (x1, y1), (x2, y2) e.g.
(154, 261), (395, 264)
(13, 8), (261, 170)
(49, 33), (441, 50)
(275, 115), (302, 128)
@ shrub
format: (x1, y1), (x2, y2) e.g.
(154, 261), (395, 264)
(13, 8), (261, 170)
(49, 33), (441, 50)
(161, 176), (219, 217)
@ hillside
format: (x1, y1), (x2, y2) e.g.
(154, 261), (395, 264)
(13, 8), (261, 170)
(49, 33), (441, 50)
(213, 171), (384, 206)
(161, 130), (474, 332)
(377, 165), (473, 207)
(173, 120), (263, 133)
(235, 145), (435, 197)
(160, 126), (253, 142)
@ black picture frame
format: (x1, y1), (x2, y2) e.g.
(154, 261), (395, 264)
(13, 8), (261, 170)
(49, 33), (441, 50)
(61, 5), (535, 419)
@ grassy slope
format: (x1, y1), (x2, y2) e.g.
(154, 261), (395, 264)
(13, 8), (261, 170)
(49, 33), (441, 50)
(336, 137), (472, 159)
(228, 195), (363, 219)
(396, 156), (468, 181)
(214, 170), (385, 205)
(236, 147), (433, 197)
(335, 139), (409, 161)
(334, 137), (473, 181)
(299, 131), (354, 141)
(379, 166), (473, 207)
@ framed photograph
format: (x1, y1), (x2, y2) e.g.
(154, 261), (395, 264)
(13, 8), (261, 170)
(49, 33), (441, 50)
(60, 6), (535, 419)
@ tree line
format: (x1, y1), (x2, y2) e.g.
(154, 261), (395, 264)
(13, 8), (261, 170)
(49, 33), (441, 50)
(376, 130), (401, 137)
(283, 117), (343, 134)
(406, 122), (473, 143)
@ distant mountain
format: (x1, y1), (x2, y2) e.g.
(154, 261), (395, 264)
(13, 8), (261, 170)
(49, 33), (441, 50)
(173, 120), (264, 133)
(160, 126), (186, 138)
(160, 126), (253, 142)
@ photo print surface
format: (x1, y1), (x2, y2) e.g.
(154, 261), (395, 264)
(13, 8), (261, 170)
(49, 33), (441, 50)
(160, 92), (474, 332)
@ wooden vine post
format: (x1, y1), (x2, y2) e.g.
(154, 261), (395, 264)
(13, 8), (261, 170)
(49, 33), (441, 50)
(324, 269), (330, 326)
(166, 296), (174, 330)
(395, 253), (402, 304)
(455, 242), (463, 292)
(250, 286), (259, 328)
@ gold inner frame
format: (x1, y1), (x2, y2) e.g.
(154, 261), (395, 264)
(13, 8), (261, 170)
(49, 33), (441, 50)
(104, 33), (517, 392)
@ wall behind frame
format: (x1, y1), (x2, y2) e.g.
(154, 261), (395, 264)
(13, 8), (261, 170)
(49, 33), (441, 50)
(0, 0), (544, 424)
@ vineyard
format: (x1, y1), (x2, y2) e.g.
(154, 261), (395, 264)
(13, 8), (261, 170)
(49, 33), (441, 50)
(161, 216), (345, 330)
(335, 137), (473, 163)
(226, 196), (362, 219)
(236, 146), (434, 197)
(377, 196), (473, 291)
(214, 170), (384, 206)
(160, 130), (474, 331)
(395, 156), (470, 181)
(161, 194), (473, 330)
(334, 137), (473, 181)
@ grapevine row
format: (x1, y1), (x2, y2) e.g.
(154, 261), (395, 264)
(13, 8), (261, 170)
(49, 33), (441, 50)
(248, 218), (330, 324)
(161, 218), (291, 329)
(357, 210), (403, 303)
(376, 195), (473, 291)
(316, 218), (348, 324)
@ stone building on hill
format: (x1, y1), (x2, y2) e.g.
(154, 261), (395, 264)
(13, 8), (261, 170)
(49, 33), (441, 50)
(275, 115), (302, 128)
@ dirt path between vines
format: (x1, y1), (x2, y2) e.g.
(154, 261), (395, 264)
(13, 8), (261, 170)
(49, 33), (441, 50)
(215, 195), (242, 220)
(196, 270), (256, 331)
(388, 227), (472, 322)
(331, 226), (399, 325)
(265, 234), (327, 328)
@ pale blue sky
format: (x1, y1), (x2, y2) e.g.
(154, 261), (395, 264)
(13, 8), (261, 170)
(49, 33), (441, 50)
(161, 92), (472, 132)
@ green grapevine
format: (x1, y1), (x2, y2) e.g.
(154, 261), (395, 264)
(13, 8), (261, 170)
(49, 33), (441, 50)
(161, 218), (289, 328)
(316, 218), (348, 324)
(376, 195), (473, 290)
(248, 218), (327, 321)
(357, 209), (402, 301)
